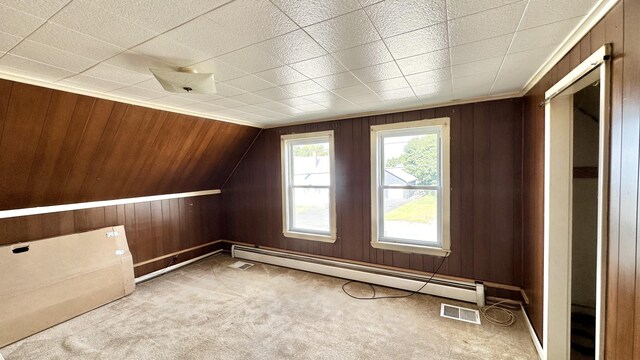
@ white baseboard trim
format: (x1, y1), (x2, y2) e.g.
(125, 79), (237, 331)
(135, 249), (223, 284)
(231, 245), (483, 305)
(521, 304), (544, 359)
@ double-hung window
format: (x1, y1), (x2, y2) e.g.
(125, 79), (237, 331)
(370, 118), (451, 256)
(281, 131), (336, 242)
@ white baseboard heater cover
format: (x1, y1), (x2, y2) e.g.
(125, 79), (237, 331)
(232, 245), (484, 305)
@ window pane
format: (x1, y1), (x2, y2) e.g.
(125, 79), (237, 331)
(383, 132), (439, 186)
(291, 142), (330, 186)
(292, 187), (330, 232)
(382, 189), (438, 243)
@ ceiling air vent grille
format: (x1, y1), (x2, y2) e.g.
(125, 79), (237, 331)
(440, 303), (481, 324)
(228, 261), (254, 270)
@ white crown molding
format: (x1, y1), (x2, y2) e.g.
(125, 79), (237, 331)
(521, 0), (620, 95)
(0, 189), (221, 219)
(0, 70), (262, 128)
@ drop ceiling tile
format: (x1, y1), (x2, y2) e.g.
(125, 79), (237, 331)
(290, 54), (347, 78)
(202, 0), (298, 51)
(333, 84), (375, 97)
(149, 95), (200, 107)
(109, 85), (167, 100)
(0, 0), (69, 19)
(395, 49), (449, 76)
(207, 97), (246, 108)
(10, 39), (97, 72)
(225, 75), (275, 92)
(377, 87), (416, 101)
(281, 80), (325, 97)
(366, 77), (410, 92)
(385, 23), (448, 60)
(161, 16), (236, 58)
(296, 103), (326, 112)
(176, 92), (221, 102)
(82, 63), (152, 85)
(50, 0), (158, 49)
(447, 0), (522, 20)
(349, 92), (380, 105)
(189, 58), (247, 82)
(0, 53), (74, 81)
(106, 51), (171, 77)
(491, 44), (556, 94)
(135, 78), (167, 92)
(261, 29), (327, 64)
(0, 31), (21, 52)
(218, 44), (284, 73)
(183, 101), (224, 113)
(60, 74), (128, 92)
(104, 0), (231, 33)
(332, 40), (393, 70)
(448, 1), (527, 46)
(132, 35), (212, 67)
(352, 61), (402, 82)
(255, 66), (307, 86)
(450, 34), (512, 65)
(213, 82), (246, 97)
(519, 0), (596, 30)
(364, 0), (445, 38)
(304, 10), (380, 53)
(229, 92), (271, 105)
(359, 0), (384, 6)
(255, 100), (297, 112)
(302, 91), (343, 103)
(254, 86), (295, 101)
(452, 72), (495, 97)
(405, 68), (451, 87)
(451, 56), (503, 78)
(279, 97), (315, 107)
(510, 17), (581, 54)
(413, 79), (452, 98)
(28, 22), (126, 62)
(0, 4), (46, 38)
(271, 0), (361, 27)
(314, 72), (362, 90)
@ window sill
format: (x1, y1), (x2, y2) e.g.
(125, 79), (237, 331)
(371, 240), (450, 257)
(284, 231), (336, 243)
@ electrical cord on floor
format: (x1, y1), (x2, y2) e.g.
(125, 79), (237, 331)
(480, 300), (517, 327)
(341, 253), (450, 300)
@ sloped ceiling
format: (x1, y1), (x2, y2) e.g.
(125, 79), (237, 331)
(0, 78), (260, 210)
(0, 0), (600, 127)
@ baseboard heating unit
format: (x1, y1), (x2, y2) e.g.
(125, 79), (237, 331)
(231, 245), (485, 306)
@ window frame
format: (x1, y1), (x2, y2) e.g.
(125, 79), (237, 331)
(370, 118), (451, 256)
(281, 130), (336, 243)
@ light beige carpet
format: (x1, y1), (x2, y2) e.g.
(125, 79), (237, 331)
(1, 254), (537, 359)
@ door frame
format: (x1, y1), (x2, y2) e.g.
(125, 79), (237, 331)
(543, 44), (611, 359)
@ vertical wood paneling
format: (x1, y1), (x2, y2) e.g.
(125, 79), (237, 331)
(223, 98), (523, 285)
(0, 79), (260, 210)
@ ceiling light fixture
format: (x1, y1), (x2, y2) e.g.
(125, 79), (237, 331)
(149, 67), (217, 95)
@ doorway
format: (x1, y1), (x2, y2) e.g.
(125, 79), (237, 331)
(543, 45), (610, 360)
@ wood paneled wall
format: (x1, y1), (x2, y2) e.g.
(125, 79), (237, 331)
(521, 2), (640, 358)
(0, 195), (223, 277)
(0, 79), (260, 211)
(223, 98), (523, 286)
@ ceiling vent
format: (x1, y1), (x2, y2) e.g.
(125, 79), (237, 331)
(440, 303), (481, 324)
(149, 67), (216, 95)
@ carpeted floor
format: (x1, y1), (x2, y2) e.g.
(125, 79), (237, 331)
(1, 254), (537, 359)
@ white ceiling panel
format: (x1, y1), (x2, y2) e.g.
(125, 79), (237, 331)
(291, 55), (347, 78)
(364, 0), (446, 38)
(385, 23), (448, 59)
(50, 0), (157, 49)
(28, 23), (125, 62)
(304, 10), (380, 52)
(332, 40), (393, 70)
(0, 0), (70, 19)
(448, 1), (527, 46)
(0, 0), (603, 127)
(519, 0), (597, 29)
(450, 34), (512, 65)
(447, 0), (523, 20)
(271, 0), (361, 27)
(0, 4), (46, 38)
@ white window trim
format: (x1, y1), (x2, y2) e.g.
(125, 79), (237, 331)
(370, 118), (451, 256)
(281, 130), (336, 243)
